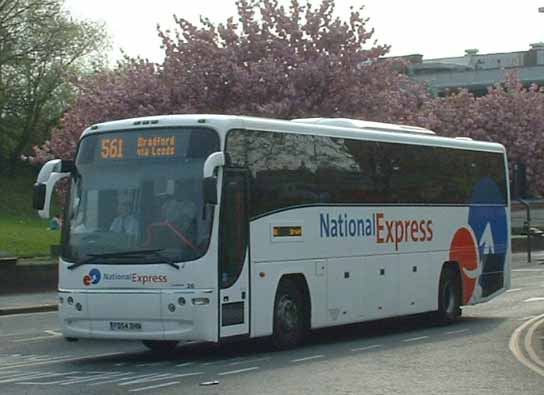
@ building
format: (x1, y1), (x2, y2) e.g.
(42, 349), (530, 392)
(402, 44), (544, 96)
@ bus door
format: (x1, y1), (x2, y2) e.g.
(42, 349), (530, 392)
(218, 169), (250, 338)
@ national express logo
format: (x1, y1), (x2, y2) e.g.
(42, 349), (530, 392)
(83, 268), (101, 286)
(320, 212), (433, 251)
(449, 178), (508, 304)
(82, 268), (167, 286)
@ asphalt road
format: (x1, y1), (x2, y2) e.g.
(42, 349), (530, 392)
(1, 256), (544, 394)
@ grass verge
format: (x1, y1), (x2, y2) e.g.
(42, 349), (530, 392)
(0, 165), (61, 257)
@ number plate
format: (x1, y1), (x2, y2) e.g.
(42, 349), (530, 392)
(109, 321), (142, 331)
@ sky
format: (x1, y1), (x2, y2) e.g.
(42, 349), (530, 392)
(64, 0), (544, 63)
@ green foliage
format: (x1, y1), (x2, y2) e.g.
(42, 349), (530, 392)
(0, 166), (60, 256)
(0, 0), (109, 173)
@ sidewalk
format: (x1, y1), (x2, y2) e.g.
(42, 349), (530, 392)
(0, 291), (57, 316)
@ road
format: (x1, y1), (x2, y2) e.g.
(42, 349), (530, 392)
(1, 256), (544, 394)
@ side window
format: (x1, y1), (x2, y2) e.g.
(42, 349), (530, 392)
(226, 129), (319, 217)
(316, 137), (377, 204)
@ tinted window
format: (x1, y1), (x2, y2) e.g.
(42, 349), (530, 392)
(226, 129), (507, 218)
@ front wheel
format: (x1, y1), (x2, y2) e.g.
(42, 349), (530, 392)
(272, 280), (306, 350)
(436, 267), (462, 323)
(142, 340), (179, 353)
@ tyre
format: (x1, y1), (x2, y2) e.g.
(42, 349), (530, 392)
(436, 267), (462, 323)
(142, 340), (179, 353)
(272, 279), (307, 350)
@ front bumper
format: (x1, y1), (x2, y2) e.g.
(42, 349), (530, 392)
(58, 288), (217, 342)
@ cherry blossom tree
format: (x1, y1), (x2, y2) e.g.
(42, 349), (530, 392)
(35, 0), (429, 162)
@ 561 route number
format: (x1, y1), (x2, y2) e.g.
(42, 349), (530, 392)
(101, 138), (124, 159)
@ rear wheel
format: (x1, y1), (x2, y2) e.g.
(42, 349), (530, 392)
(142, 340), (179, 353)
(272, 279), (307, 350)
(436, 267), (462, 323)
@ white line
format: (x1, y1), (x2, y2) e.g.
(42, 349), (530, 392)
(518, 315), (537, 321)
(129, 381), (180, 392)
(119, 373), (173, 386)
(402, 336), (429, 343)
(0, 371), (20, 379)
(291, 355), (324, 363)
(513, 269), (544, 272)
(120, 371), (203, 386)
(10, 372), (79, 385)
(14, 333), (61, 343)
(44, 330), (62, 336)
(136, 362), (164, 367)
(445, 329), (469, 335)
(509, 313), (544, 377)
(524, 297), (544, 303)
(506, 288), (523, 293)
(0, 372), (63, 384)
(229, 357), (272, 366)
(350, 344), (383, 352)
(218, 366), (260, 376)
(60, 372), (132, 385)
(525, 318), (544, 368)
(89, 372), (161, 386)
(175, 361), (195, 367)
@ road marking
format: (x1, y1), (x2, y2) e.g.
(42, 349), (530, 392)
(119, 373), (174, 386)
(513, 269), (544, 272)
(350, 344), (383, 352)
(44, 330), (62, 336)
(129, 381), (180, 392)
(60, 372), (132, 385)
(13, 333), (62, 343)
(120, 372), (202, 386)
(509, 312), (544, 377)
(175, 361), (195, 367)
(291, 355), (324, 363)
(525, 317), (544, 369)
(136, 362), (165, 367)
(445, 329), (469, 335)
(218, 366), (260, 376)
(88, 372), (162, 386)
(506, 288), (522, 293)
(0, 372), (65, 384)
(229, 357), (272, 366)
(0, 351), (127, 371)
(524, 297), (544, 303)
(402, 336), (429, 343)
(518, 315), (537, 321)
(13, 372), (80, 385)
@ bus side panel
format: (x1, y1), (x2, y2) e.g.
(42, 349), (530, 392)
(397, 252), (434, 316)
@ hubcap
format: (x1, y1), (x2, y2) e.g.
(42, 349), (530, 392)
(278, 295), (298, 331)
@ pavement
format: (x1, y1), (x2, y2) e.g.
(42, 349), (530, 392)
(0, 291), (57, 316)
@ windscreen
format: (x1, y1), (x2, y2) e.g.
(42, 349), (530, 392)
(63, 127), (219, 264)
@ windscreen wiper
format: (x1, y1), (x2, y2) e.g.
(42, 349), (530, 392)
(67, 249), (179, 270)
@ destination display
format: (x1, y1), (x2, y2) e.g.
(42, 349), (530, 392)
(95, 131), (184, 161)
